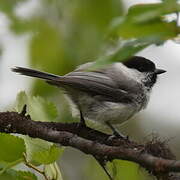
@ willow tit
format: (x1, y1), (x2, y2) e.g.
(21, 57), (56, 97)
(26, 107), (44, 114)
(12, 56), (166, 135)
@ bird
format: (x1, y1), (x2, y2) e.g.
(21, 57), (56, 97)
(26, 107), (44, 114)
(12, 56), (166, 137)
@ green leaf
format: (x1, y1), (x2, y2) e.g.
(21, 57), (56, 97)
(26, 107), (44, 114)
(15, 91), (58, 122)
(110, 2), (179, 41)
(0, 159), (24, 175)
(117, 18), (177, 40)
(85, 158), (109, 180)
(107, 160), (150, 180)
(128, 1), (180, 23)
(0, 169), (37, 180)
(44, 162), (63, 180)
(28, 96), (58, 122)
(0, 168), (18, 180)
(90, 39), (150, 69)
(85, 157), (151, 180)
(33, 144), (64, 165)
(16, 171), (37, 180)
(0, 133), (25, 162)
(24, 137), (63, 165)
(15, 92), (63, 165)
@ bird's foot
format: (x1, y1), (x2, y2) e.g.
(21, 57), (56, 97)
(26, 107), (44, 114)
(105, 121), (129, 140)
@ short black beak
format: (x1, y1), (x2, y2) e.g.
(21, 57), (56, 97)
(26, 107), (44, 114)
(155, 69), (166, 75)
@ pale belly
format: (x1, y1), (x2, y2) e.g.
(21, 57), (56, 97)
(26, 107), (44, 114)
(85, 101), (139, 124)
(66, 94), (141, 125)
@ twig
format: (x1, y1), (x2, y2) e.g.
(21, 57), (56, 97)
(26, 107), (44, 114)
(23, 153), (49, 180)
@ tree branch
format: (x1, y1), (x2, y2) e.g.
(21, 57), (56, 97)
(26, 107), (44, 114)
(0, 110), (179, 180)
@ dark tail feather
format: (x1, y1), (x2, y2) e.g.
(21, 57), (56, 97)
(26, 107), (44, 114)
(11, 67), (60, 81)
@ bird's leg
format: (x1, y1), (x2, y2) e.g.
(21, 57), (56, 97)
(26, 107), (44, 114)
(94, 156), (113, 180)
(105, 121), (126, 139)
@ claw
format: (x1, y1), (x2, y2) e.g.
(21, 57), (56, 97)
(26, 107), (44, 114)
(105, 121), (127, 139)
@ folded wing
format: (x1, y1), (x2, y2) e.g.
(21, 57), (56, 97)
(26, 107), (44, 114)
(48, 70), (133, 103)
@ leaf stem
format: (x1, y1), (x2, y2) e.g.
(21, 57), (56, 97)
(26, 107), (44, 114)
(0, 158), (24, 175)
(23, 153), (49, 180)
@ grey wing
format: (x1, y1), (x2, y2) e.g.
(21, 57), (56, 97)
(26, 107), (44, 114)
(73, 62), (142, 93)
(48, 67), (135, 103)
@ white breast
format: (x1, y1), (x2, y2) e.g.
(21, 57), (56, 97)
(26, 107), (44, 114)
(92, 101), (139, 124)
(66, 92), (140, 125)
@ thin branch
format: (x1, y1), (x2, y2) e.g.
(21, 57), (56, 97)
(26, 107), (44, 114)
(23, 153), (49, 180)
(0, 111), (179, 180)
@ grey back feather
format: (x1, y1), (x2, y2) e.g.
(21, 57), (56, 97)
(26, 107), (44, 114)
(12, 62), (143, 103)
